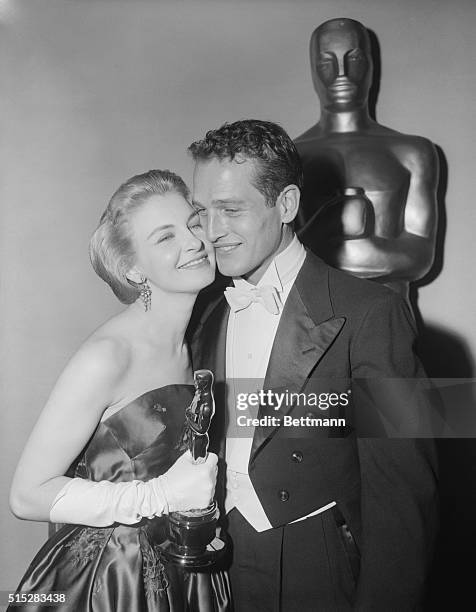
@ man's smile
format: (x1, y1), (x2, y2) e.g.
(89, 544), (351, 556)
(214, 242), (242, 253)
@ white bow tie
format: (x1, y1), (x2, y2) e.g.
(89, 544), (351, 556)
(224, 284), (282, 315)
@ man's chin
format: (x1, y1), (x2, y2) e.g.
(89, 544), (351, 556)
(215, 258), (248, 279)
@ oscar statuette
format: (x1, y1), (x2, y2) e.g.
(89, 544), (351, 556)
(161, 369), (226, 568)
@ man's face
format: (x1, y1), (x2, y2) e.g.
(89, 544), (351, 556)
(311, 21), (372, 112)
(192, 157), (285, 283)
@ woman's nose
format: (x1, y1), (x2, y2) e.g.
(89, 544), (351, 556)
(185, 229), (205, 251)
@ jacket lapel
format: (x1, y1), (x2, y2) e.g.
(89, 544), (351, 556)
(192, 297), (229, 457)
(250, 253), (345, 462)
(192, 297), (229, 383)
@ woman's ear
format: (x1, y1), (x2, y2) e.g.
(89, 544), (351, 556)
(277, 185), (300, 224)
(125, 266), (145, 285)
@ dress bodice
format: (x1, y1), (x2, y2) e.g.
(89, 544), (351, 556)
(10, 383), (231, 612)
(74, 384), (195, 483)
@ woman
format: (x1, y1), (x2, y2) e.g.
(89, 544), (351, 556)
(8, 170), (231, 611)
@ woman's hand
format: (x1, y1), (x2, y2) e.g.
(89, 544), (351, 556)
(158, 450), (218, 512)
(48, 451), (219, 526)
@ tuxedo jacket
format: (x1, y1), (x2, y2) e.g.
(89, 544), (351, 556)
(191, 251), (438, 609)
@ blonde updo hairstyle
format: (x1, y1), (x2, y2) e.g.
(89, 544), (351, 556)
(89, 169), (189, 303)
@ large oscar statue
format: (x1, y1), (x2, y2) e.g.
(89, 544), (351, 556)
(161, 369), (226, 568)
(295, 18), (439, 302)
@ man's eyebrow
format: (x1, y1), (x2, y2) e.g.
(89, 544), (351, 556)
(192, 199), (246, 208)
(147, 224), (173, 240)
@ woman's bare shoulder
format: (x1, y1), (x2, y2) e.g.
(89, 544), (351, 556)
(59, 313), (135, 396)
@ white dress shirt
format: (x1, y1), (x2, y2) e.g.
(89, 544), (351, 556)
(224, 236), (336, 531)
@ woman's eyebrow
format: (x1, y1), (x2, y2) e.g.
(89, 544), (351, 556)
(147, 224), (174, 240)
(187, 211), (200, 222)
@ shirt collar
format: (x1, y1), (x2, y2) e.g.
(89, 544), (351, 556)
(232, 235), (305, 292)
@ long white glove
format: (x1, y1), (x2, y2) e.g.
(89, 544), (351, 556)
(49, 451), (217, 527)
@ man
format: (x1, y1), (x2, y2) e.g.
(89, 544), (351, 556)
(189, 119), (437, 611)
(295, 18), (439, 303)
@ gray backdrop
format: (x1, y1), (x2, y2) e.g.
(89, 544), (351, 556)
(1, 0), (475, 600)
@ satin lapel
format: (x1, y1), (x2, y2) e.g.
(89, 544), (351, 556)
(249, 254), (345, 462)
(192, 298), (229, 383)
(192, 298), (229, 457)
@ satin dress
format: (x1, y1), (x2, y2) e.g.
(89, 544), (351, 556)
(9, 385), (231, 611)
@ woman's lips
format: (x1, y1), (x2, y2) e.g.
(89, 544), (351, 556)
(178, 254), (209, 269)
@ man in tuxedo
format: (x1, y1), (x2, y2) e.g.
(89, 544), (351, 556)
(188, 119), (437, 611)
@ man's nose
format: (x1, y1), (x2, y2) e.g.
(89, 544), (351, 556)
(206, 211), (226, 243)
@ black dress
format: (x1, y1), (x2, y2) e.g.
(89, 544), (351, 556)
(9, 384), (231, 611)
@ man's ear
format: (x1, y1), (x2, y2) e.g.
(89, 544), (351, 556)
(277, 185), (300, 223)
(126, 266), (145, 285)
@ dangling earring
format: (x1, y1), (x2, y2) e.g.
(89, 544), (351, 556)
(138, 278), (152, 312)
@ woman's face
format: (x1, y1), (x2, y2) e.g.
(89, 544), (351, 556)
(128, 192), (216, 295)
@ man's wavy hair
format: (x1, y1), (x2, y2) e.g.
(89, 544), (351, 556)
(188, 119), (303, 207)
(89, 169), (189, 304)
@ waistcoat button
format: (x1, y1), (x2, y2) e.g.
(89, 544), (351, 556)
(279, 490), (290, 502)
(291, 451), (304, 463)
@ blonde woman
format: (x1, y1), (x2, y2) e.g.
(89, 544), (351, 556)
(9, 170), (231, 611)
